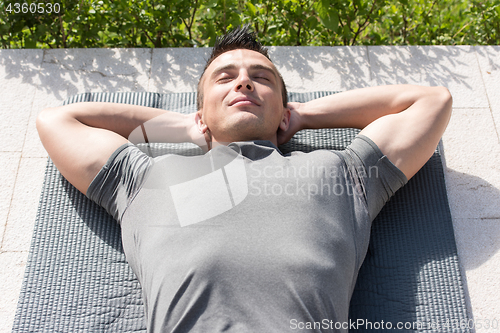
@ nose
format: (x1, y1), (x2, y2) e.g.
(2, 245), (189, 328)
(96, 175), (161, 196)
(237, 83), (253, 91)
(235, 71), (254, 92)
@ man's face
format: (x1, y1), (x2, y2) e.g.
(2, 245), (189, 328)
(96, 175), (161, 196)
(198, 49), (289, 146)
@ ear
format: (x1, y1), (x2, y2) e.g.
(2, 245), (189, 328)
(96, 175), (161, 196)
(278, 107), (291, 132)
(196, 110), (208, 134)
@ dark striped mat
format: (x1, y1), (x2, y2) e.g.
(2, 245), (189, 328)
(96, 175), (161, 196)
(12, 92), (470, 332)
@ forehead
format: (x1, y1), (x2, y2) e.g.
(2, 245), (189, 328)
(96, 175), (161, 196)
(205, 49), (277, 76)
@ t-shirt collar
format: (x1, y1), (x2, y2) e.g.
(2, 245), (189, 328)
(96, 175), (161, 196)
(226, 140), (284, 156)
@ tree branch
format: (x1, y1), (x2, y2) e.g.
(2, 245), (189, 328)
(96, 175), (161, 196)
(67, 0), (85, 40)
(351, 0), (378, 45)
(410, 0), (438, 37)
(58, 12), (67, 48)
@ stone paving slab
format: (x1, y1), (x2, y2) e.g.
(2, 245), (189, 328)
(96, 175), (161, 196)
(20, 107), (48, 158)
(1, 46), (499, 333)
(0, 104), (30, 153)
(2, 157), (47, 253)
(0, 50), (43, 153)
(0, 157), (45, 333)
(442, 108), (500, 220)
(0, 152), (21, 247)
(35, 49), (151, 107)
(270, 46), (371, 91)
(0, 251), (27, 333)
(150, 47), (209, 93)
(369, 46), (489, 108)
(41, 48), (151, 93)
(453, 217), (500, 333)
(476, 46), (500, 143)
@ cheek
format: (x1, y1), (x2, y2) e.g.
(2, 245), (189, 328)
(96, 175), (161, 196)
(205, 85), (226, 108)
(263, 90), (284, 113)
(202, 88), (221, 119)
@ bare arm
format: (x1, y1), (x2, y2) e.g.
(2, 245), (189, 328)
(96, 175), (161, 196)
(278, 85), (452, 180)
(37, 102), (205, 195)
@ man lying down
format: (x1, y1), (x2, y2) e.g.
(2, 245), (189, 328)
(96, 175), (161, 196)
(36, 26), (452, 332)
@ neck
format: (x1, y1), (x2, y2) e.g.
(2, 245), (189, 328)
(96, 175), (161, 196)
(209, 135), (278, 150)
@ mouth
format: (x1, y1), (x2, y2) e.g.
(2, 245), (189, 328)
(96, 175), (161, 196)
(229, 96), (260, 107)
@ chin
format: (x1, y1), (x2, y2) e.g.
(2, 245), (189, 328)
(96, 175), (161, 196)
(218, 119), (272, 143)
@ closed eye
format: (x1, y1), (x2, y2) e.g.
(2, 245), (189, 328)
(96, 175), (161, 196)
(216, 76), (233, 83)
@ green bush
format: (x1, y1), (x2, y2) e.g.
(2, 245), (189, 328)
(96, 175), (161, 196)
(0, 0), (498, 48)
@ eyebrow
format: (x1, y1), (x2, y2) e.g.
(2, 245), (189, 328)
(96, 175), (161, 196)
(211, 63), (278, 81)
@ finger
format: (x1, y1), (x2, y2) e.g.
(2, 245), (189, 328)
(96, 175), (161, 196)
(204, 128), (212, 151)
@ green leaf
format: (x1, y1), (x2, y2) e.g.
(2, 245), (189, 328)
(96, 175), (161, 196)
(306, 16), (319, 30)
(246, 2), (257, 16)
(313, 0), (339, 32)
(24, 37), (36, 48)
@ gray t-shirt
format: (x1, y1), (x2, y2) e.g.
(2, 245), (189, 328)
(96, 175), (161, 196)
(87, 135), (407, 333)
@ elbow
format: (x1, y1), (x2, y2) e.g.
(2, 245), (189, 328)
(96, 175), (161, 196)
(36, 106), (64, 137)
(430, 86), (453, 132)
(426, 86), (453, 125)
(36, 107), (54, 134)
(435, 86), (453, 116)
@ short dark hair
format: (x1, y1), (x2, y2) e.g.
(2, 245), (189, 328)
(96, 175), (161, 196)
(197, 25), (288, 110)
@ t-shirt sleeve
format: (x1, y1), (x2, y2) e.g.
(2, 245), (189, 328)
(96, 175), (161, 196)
(341, 135), (408, 220)
(86, 143), (152, 223)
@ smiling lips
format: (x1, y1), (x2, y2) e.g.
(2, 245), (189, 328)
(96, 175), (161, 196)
(229, 95), (260, 107)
